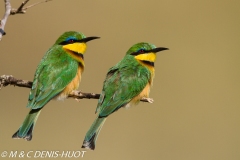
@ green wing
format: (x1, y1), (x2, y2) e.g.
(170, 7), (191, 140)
(97, 56), (151, 118)
(27, 47), (78, 109)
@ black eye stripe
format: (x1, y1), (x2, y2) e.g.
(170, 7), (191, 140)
(60, 39), (88, 45)
(130, 49), (149, 56)
(59, 39), (81, 45)
(139, 49), (145, 53)
(68, 39), (75, 43)
(59, 40), (73, 45)
(59, 37), (99, 45)
(130, 47), (168, 56)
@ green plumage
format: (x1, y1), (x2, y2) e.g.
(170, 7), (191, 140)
(28, 46), (79, 109)
(82, 42), (168, 150)
(97, 55), (150, 117)
(12, 31), (98, 141)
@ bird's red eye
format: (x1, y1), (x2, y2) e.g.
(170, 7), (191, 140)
(139, 49), (144, 53)
(68, 39), (74, 43)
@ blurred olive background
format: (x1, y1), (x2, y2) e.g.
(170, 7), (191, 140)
(0, 0), (240, 160)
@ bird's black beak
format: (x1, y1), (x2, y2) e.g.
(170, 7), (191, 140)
(81, 36), (100, 43)
(148, 47), (169, 53)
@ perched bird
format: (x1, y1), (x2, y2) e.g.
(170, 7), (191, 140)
(82, 42), (168, 150)
(12, 31), (99, 141)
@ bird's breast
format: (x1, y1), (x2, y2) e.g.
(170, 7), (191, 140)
(125, 82), (151, 108)
(56, 66), (83, 100)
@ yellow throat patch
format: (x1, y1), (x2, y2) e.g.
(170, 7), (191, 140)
(63, 42), (87, 65)
(135, 52), (156, 84)
(134, 52), (156, 62)
(63, 42), (87, 54)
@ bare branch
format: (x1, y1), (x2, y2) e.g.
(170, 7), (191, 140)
(15, 0), (30, 14)
(0, 0), (11, 40)
(0, 0), (52, 41)
(22, 0), (52, 10)
(69, 90), (101, 100)
(11, 0), (53, 15)
(0, 75), (154, 103)
(0, 75), (32, 89)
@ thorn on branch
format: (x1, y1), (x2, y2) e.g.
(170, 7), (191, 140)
(0, 75), (154, 103)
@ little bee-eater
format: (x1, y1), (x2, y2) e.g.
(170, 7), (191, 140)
(82, 42), (168, 150)
(12, 31), (99, 141)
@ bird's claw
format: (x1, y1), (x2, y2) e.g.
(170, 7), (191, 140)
(141, 97), (154, 103)
(75, 98), (81, 102)
(146, 98), (154, 103)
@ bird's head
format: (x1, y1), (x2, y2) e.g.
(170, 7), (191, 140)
(126, 42), (168, 67)
(55, 31), (99, 64)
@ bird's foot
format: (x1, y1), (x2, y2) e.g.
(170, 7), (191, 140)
(75, 98), (81, 102)
(141, 97), (154, 103)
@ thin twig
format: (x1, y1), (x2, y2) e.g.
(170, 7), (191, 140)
(0, 75), (154, 103)
(23, 0), (52, 10)
(16, 0), (29, 14)
(11, 0), (52, 15)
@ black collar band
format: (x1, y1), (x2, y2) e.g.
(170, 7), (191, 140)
(141, 60), (154, 67)
(72, 51), (84, 59)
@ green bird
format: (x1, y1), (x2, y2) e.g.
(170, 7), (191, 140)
(82, 42), (168, 150)
(12, 31), (99, 141)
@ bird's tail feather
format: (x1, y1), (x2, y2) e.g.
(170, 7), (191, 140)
(12, 109), (41, 141)
(82, 117), (106, 150)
